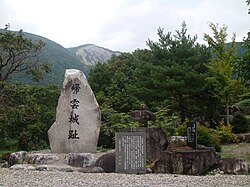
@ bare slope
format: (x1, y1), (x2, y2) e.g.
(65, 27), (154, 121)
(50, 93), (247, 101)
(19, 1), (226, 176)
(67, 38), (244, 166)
(68, 44), (121, 66)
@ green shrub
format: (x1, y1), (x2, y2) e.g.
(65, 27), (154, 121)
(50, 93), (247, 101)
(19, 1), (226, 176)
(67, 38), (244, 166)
(175, 123), (186, 136)
(197, 126), (221, 152)
(153, 109), (180, 137)
(176, 123), (221, 152)
(232, 113), (249, 133)
(0, 82), (59, 151)
(216, 120), (238, 143)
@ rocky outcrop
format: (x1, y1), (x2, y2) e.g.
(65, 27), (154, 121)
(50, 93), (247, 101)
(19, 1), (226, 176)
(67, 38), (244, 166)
(6, 151), (100, 173)
(4, 150), (249, 175)
(152, 148), (220, 175)
(72, 44), (120, 66)
(27, 153), (59, 165)
(8, 151), (27, 167)
(8, 152), (60, 166)
(219, 158), (248, 174)
(65, 153), (97, 167)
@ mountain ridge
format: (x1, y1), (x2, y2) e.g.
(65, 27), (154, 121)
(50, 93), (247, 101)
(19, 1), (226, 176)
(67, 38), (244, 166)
(0, 29), (120, 86)
(68, 44), (121, 66)
(0, 29), (246, 86)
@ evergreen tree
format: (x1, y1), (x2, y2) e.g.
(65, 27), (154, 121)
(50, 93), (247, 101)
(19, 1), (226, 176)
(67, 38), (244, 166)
(204, 23), (246, 124)
(136, 22), (211, 122)
(235, 1), (250, 85)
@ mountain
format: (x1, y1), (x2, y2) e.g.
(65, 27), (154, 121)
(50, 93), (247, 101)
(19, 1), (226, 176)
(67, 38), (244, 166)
(68, 44), (121, 66)
(0, 29), (246, 86)
(0, 29), (120, 86)
(225, 42), (247, 57)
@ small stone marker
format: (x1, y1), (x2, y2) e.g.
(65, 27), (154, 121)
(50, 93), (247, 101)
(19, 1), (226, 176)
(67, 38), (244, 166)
(186, 122), (197, 149)
(115, 131), (146, 174)
(48, 69), (101, 153)
(131, 104), (156, 127)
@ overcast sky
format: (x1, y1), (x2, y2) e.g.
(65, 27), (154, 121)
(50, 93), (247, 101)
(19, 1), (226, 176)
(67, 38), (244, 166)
(0, 0), (249, 52)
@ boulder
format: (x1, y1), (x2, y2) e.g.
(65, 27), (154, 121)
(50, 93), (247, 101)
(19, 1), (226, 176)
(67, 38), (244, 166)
(8, 151), (27, 167)
(78, 166), (104, 173)
(10, 164), (36, 170)
(219, 158), (248, 174)
(95, 153), (115, 173)
(27, 153), (59, 165)
(125, 128), (168, 165)
(65, 153), (97, 167)
(35, 165), (74, 172)
(48, 69), (101, 153)
(152, 149), (219, 175)
(146, 128), (168, 164)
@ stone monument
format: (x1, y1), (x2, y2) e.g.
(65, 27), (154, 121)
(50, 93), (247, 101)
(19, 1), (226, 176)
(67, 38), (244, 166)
(131, 104), (156, 127)
(48, 69), (101, 153)
(114, 104), (167, 174)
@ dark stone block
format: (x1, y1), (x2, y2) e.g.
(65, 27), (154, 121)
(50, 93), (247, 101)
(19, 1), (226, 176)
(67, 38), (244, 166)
(95, 152), (115, 173)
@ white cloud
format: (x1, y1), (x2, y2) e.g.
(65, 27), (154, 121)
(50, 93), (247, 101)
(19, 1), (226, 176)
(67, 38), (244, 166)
(0, 0), (249, 52)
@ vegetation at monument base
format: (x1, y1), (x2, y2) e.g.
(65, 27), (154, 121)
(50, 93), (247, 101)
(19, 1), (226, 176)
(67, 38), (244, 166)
(0, 19), (250, 152)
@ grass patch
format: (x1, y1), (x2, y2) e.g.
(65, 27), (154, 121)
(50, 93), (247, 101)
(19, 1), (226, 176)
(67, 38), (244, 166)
(245, 153), (250, 163)
(220, 143), (250, 164)
(0, 150), (12, 160)
(220, 152), (237, 158)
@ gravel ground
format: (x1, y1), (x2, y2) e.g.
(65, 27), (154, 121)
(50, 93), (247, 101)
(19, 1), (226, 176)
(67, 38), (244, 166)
(0, 168), (250, 187)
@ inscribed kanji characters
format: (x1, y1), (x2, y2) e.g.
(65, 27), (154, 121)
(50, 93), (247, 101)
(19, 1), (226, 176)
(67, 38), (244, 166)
(71, 83), (81, 94)
(70, 99), (80, 109)
(68, 130), (79, 139)
(69, 114), (80, 125)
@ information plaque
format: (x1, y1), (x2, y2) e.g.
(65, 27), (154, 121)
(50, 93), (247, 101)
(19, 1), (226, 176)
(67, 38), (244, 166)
(115, 132), (146, 174)
(186, 122), (197, 149)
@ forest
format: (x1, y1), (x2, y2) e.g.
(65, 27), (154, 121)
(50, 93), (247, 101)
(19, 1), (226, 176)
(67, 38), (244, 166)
(0, 21), (249, 153)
